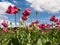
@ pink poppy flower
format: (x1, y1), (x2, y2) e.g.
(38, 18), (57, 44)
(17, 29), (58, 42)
(34, 20), (39, 24)
(38, 23), (45, 29)
(2, 20), (8, 27)
(6, 5), (12, 14)
(50, 16), (55, 21)
(56, 22), (60, 25)
(21, 16), (28, 21)
(54, 18), (58, 22)
(11, 6), (18, 14)
(22, 8), (31, 16)
(3, 27), (8, 33)
(2, 20), (8, 33)
(45, 24), (52, 28)
(29, 21), (39, 27)
(6, 5), (18, 14)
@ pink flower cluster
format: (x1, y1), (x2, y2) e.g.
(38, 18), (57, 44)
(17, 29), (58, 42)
(5, 5), (60, 31)
(50, 15), (58, 22)
(2, 20), (8, 32)
(21, 8), (31, 21)
(50, 15), (60, 28)
(38, 23), (52, 29)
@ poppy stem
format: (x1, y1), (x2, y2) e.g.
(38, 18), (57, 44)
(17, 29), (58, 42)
(18, 11), (20, 27)
(18, 8), (22, 27)
(15, 14), (16, 27)
(36, 11), (38, 21)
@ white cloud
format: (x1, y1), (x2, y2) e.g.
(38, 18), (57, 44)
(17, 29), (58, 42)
(0, 1), (15, 27)
(0, 15), (8, 20)
(0, 20), (20, 27)
(2, 0), (7, 2)
(0, 1), (14, 20)
(12, 0), (18, 4)
(26, 0), (60, 13)
(0, 1), (14, 14)
(5, 20), (20, 27)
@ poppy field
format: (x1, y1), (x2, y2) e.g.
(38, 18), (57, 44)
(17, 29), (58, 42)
(0, 5), (60, 45)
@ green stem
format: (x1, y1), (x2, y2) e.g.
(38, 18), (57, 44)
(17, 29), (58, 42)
(0, 39), (2, 45)
(27, 31), (31, 45)
(15, 14), (16, 27)
(18, 11), (20, 27)
(36, 11), (38, 21)
(36, 14), (38, 21)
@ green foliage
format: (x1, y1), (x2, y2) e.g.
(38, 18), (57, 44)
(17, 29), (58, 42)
(0, 27), (60, 45)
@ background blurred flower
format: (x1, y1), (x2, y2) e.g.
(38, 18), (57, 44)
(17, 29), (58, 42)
(2, 20), (8, 27)
(56, 22), (60, 25)
(1, 20), (8, 32)
(3, 27), (8, 32)
(45, 24), (52, 29)
(38, 23), (45, 29)
(50, 15), (55, 21)
(34, 20), (39, 24)
(29, 20), (39, 27)
(54, 18), (58, 22)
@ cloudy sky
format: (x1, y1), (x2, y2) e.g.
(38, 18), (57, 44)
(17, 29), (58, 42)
(0, 0), (60, 26)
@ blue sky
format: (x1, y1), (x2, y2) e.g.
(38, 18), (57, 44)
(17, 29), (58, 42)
(0, 0), (60, 25)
